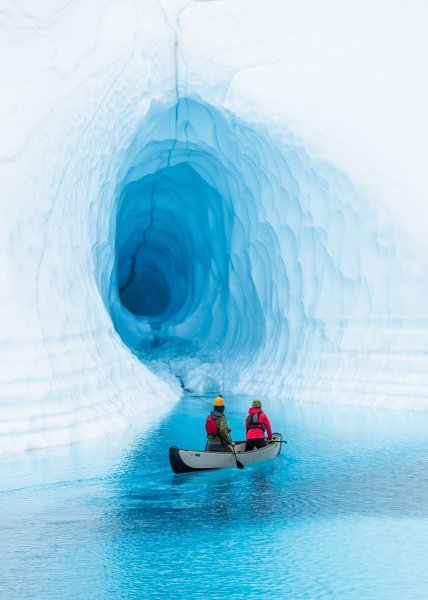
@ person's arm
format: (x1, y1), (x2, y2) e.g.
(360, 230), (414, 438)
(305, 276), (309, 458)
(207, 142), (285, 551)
(218, 415), (233, 445)
(262, 414), (273, 439)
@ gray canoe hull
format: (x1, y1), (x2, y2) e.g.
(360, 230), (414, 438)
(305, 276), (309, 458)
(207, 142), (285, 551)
(169, 433), (282, 473)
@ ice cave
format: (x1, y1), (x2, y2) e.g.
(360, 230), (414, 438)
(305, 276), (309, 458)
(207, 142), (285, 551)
(2, 0), (428, 453)
(2, 2), (428, 599)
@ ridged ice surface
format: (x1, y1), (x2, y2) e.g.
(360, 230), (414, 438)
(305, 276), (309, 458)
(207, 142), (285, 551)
(1, 1), (428, 452)
(108, 96), (428, 409)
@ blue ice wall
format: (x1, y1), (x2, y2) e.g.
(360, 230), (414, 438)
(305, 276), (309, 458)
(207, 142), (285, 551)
(109, 100), (269, 357)
(97, 97), (415, 402)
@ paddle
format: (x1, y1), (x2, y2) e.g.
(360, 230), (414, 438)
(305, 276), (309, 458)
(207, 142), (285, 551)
(230, 444), (245, 469)
(268, 439), (288, 444)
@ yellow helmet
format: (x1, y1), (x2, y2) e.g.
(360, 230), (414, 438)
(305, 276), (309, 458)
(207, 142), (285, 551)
(214, 395), (224, 407)
(252, 399), (262, 408)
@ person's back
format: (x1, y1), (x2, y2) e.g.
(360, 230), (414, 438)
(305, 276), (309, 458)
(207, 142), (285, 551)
(205, 395), (234, 452)
(245, 399), (273, 451)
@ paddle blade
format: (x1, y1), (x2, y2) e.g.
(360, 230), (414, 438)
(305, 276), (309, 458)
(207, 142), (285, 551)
(231, 447), (244, 469)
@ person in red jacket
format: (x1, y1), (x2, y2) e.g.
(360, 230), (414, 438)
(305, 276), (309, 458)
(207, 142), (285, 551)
(245, 399), (273, 451)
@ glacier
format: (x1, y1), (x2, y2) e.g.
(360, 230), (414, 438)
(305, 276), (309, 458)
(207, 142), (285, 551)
(1, 0), (428, 454)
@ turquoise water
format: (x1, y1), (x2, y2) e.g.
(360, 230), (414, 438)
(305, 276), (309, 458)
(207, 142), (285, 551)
(1, 395), (427, 599)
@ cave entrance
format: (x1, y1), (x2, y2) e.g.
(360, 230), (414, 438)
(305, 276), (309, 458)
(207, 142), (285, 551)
(115, 162), (229, 333)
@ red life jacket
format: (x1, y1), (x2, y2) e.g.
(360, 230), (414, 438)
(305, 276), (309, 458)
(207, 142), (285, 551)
(205, 415), (220, 436)
(246, 412), (266, 432)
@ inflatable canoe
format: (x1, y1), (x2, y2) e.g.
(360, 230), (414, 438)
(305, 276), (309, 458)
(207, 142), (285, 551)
(169, 433), (283, 473)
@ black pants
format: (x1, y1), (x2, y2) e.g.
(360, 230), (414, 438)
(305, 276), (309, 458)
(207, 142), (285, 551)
(245, 438), (266, 451)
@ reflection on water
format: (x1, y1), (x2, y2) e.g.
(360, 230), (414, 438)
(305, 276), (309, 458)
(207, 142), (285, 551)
(1, 395), (428, 599)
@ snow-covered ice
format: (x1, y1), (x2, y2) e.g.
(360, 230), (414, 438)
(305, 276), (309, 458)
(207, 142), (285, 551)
(1, 0), (428, 453)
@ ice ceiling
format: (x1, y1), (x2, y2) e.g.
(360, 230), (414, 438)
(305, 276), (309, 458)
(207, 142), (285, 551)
(1, 0), (428, 453)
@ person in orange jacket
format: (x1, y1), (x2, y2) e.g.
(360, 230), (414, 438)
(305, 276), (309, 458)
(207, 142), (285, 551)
(245, 399), (273, 451)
